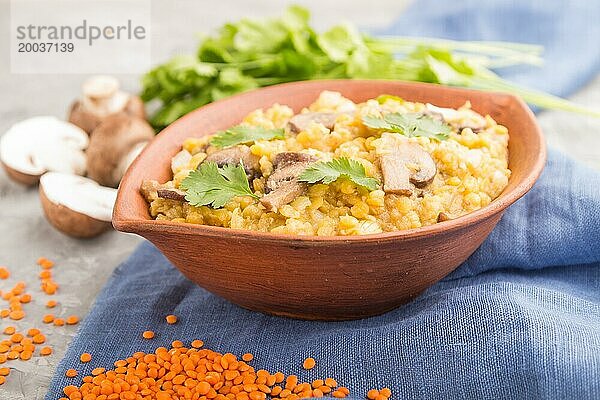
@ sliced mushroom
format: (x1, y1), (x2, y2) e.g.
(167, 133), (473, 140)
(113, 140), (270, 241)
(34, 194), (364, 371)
(266, 162), (312, 193)
(204, 145), (260, 178)
(260, 152), (316, 211)
(260, 182), (308, 212)
(86, 114), (155, 188)
(288, 112), (340, 134)
(39, 172), (117, 238)
(68, 75), (146, 134)
(157, 188), (187, 202)
(379, 143), (436, 196)
(0, 117), (88, 185)
(140, 179), (187, 202)
(425, 103), (486, 132)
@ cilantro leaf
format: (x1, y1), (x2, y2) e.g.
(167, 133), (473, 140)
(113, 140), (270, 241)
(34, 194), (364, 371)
(180, 161), (258, 208)
(298, 157), (380, 191)
(362, 113), (451, 141)
(210, 125), (285, 148)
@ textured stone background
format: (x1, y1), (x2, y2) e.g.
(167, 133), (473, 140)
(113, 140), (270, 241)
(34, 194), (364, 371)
(0, 1), (598, 399)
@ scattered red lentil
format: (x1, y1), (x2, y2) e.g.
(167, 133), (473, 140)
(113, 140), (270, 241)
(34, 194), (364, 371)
(46, 300), (57, 308)
(0, 267), (9, 279)
(65, 315), (79, 325)
(142, 330), (155, 339)
(39, 270), (52, 279)
(27, 328), (41, 337)
(37, 257), (54, 269)
(65, 369), (78, 378)
(8, 310), (24, 320)
(40, 346), (53, 356)
(79, 352), (92, 363)
(42, 314), (54, 324)
(303, 357), (316, 370)
(19, 293), (32, 303)
(53, 318), (65, 326)
(32, 334), (46, 344)
(242, 352), (254, 362)
(10, 333), (24, 343)
(191, 339), (204, 349)
(165, 314), (178, 324)
(3, 326), (15, 335)
(57, 342), (357, 400)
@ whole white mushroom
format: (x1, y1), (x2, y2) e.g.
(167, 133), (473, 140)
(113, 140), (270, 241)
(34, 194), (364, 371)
(39, 172), (117, 238)
(0, 116), (88, 185)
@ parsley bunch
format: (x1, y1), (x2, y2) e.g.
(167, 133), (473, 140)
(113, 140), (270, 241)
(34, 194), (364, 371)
(142, 6), (599, 130)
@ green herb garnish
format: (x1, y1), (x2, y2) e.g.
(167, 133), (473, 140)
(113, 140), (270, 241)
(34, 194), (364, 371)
(298, 157), (380, 191)
(141, 6), (599, 131)
(362, 113), (452, 141)
(180, 161), (258, 208)
(210, 125), (285, 148)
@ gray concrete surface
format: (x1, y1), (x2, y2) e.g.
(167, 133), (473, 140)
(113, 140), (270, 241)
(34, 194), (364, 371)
(0, 1), (598, 399)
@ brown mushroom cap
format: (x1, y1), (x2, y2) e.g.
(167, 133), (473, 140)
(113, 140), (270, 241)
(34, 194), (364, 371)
(86, 114), (155, 188)
(68, 76), (146, 134)
(379, 143), (437, 196)
(39, 172), (116, 238)
(68, 96), (146, 135)
(40, 188), (111, 238)
(2, 161), (41, 185)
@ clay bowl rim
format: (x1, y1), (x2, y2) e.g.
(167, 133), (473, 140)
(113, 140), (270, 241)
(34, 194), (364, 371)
(113, 79), (546, 244)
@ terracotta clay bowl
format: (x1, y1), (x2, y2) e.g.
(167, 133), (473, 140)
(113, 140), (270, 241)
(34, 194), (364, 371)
(113, 80), (546, 320)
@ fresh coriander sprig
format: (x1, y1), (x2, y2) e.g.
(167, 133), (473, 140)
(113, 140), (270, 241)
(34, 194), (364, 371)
(362, 113), (452, 141)
(298, 157), (380, 191)
(180, 161), (258, 208)
(210, 125), (285, 148)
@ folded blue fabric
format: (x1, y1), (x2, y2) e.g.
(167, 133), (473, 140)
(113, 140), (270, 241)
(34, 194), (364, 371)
(47, 1), (600, 399)
(45, 150), (600, 399)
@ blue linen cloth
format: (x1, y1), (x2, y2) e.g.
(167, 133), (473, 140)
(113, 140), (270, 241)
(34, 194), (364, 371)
(47, 0), (600, 399)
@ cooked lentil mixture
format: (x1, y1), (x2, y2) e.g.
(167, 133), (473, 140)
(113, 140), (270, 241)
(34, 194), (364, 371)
(142, 91), (510, 236)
